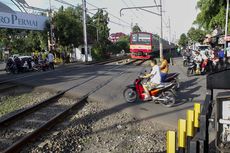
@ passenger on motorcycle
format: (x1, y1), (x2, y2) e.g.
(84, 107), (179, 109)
(141, 59), (161, 100)
(160, 57), (169, 82)
(200, 49), (209, 73)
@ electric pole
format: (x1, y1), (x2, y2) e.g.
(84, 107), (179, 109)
(168, 17), (173, 65)
(49, 0), (53, 51)
(159, 0), (163, 59)
(225, 0), (229, 50)
(82, 0), (88, 62)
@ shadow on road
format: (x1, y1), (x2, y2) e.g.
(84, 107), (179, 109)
(174, 78), (202, 106)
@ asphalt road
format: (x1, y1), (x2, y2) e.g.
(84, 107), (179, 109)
(0, 57), (208, 129)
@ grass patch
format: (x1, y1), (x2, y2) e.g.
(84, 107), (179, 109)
(0, 91), (52, 117)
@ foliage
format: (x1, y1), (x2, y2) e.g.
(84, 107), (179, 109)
(178, 33), (188, 47)
(52, 6), (83, 49)
(194, 0), (227, 32)
(132, 23), (141, 32)
(187, 27), (206, 43)
(0, 28), (48, 55)
(91, 43), (104, 60)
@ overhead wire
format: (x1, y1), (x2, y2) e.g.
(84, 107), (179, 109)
(86, 1), (130, 26)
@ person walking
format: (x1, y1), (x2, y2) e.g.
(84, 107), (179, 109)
(48, 51), (55, 70)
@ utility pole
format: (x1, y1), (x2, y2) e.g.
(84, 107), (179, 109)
(49, 0), (53, 51)
(159, 0), (163, 59)
(225, 0), (229, 50)
(82, 0), (88, 62)
(168, 17), (173, 65)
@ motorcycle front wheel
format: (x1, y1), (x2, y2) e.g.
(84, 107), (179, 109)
(123, 87), (137, 103)
(159, 90), (176, 107)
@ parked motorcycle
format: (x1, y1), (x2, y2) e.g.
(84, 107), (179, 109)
(5, 58), (18, 74)
(123, 76), (176, 107)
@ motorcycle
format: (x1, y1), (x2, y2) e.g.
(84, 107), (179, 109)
(123, 76), (176, 107)
(183, 56), (190, 67)
(5, 58), (18, 74)
(164, 73), (180, 90)
(187, 59), (200, 77)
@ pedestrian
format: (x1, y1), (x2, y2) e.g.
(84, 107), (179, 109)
(218, 48), (225, 69)
(226, 46), (230, 67)
(61, 51), (65, 65)
(48, 51), (55, 70)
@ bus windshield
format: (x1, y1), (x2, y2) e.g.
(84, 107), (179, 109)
(131, 33), (151, 45)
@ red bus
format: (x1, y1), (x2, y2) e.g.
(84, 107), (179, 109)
(130, 32), (153, 59)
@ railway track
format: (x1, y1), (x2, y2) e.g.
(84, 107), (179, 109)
(0, 58), (138, 153)
(0, 91), (87, 153)
(0, 56), (129, 85)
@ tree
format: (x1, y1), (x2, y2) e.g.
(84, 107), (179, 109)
(194, 0), (227, 32)
(91, 9), (111, 59)
(178, 33), (188, 47)
(52, 6), (83, 50)
(132, 23), (141, 32)
(187, 27), (206, 43)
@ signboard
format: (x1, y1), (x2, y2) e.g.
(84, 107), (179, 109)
(0, 11), (48, 31)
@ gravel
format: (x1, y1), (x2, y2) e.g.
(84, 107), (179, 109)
(0, 87), (54, 118)
(21, 100), (172, 153)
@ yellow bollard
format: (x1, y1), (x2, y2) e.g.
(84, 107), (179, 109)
(167, 131), (176, 153)
(178, 119), (186, 153)
(187, 110), (195, 151)
(194, 103), (201, 131)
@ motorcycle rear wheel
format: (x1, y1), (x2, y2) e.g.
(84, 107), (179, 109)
(159, 90), (176, 107)
(123, 87), (137, 103)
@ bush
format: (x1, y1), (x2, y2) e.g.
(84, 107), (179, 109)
(91, 43), (104, 61)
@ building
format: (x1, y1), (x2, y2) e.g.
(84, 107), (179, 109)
(109, 32), (126, 43)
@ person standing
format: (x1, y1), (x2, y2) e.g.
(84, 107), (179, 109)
(48, 51), (55, 70)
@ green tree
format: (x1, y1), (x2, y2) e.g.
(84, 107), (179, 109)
(132, 23), (141, 32)
(178, 33), (188, 47)
(91, 9), (111, 59)
(194, 0), (227, 32)
(52, 6), (83, 50)
(187, 27), (206, 43)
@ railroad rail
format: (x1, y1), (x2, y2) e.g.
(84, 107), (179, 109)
(0, 57), (140, 152)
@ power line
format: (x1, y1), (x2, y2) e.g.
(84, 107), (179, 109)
(54, 0), (76, 8)
(86, 1), (130, 26)
(121, 0), (139, 19)
(109, 20), (131, 28)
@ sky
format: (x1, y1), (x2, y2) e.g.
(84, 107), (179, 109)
(1, 0), (199, 42)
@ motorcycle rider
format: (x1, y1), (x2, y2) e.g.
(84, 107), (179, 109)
(200, 49), (209, 73)
(141, 59), (161, 100)
(193, 50), (202, 74)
